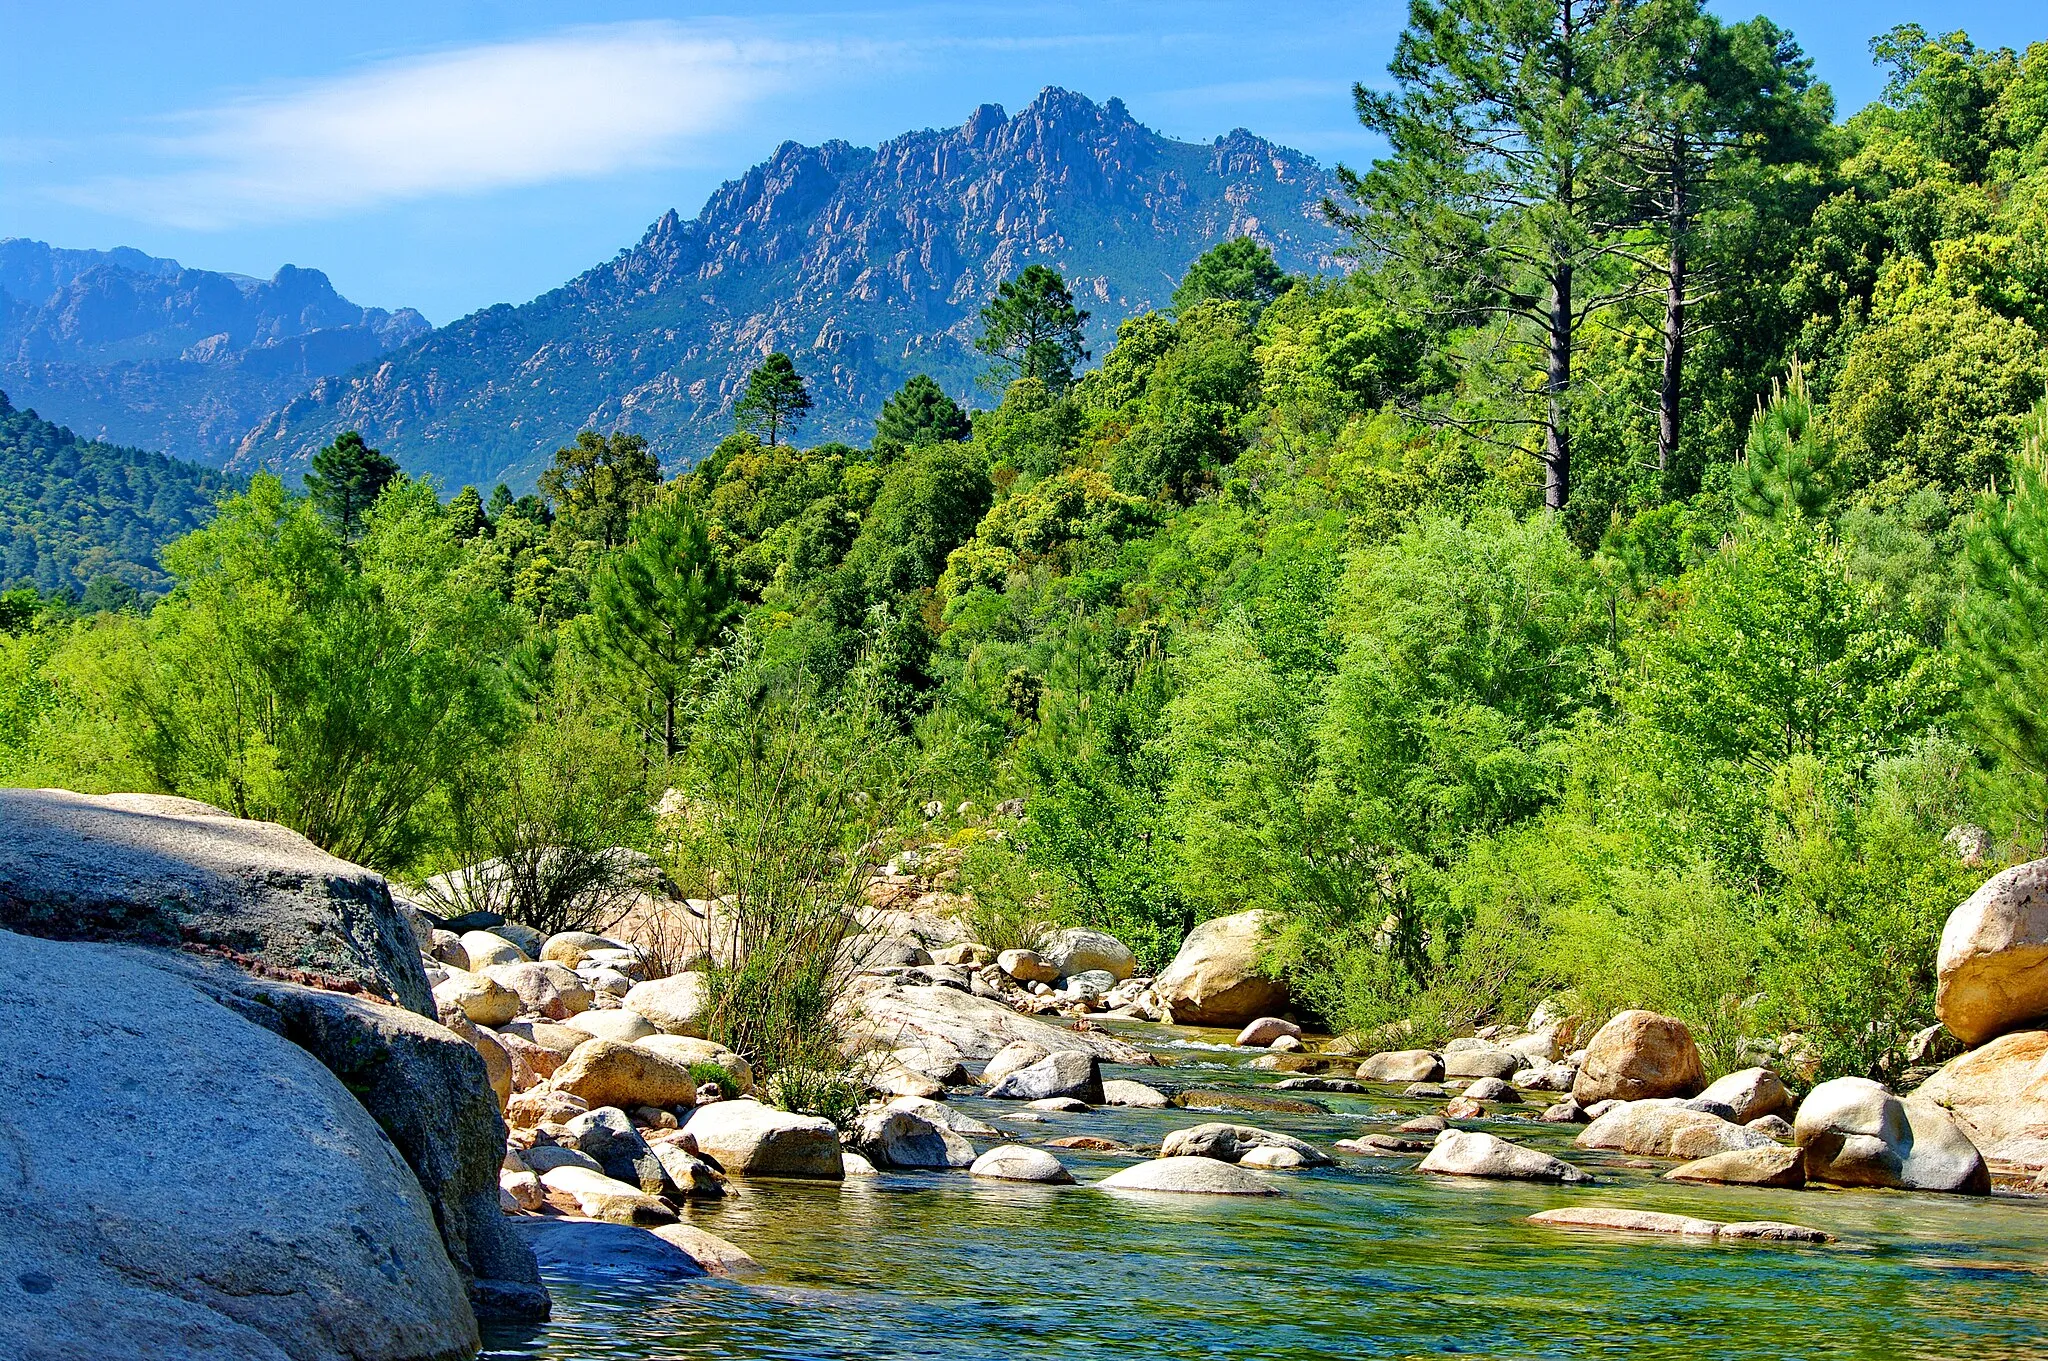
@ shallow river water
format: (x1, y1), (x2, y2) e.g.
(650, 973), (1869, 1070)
(483, 1026), (2048, 1361)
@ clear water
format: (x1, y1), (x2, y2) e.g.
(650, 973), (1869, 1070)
(483, 1026), (2048, 1360)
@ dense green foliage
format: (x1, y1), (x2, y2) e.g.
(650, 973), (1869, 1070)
(0, 391), (235, 600)
(10, 17), (2048, 1090)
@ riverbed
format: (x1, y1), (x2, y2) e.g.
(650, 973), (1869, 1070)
(482, 1025), (2048, 1360)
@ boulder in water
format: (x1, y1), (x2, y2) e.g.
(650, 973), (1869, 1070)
(971, 1144), (1076, 1183)
(1572, 1011), (1703, 1104)
(1097, 1155), (1282, 1195)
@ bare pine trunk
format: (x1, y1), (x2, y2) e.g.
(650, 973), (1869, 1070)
(1659, 138), (1689, 476)
(1545, 261), (1572, 511)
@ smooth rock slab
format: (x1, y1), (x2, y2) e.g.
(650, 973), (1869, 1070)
(511, 1218), (704, 1283)
(538, 1166), (676, 1225)
(971, 1144), (1076, 1183)
(1665, 1145), (1807, 1188)
(1419, 1130), (1592, 1183)
(0, 788), (436, 1014)
(650, 1223), (763, 1278)
(1097, 1155), (1282, 1195)
(1529, 1206), (1832, 1244)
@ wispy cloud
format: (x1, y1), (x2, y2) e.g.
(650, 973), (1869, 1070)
(56, 23), (832, 229)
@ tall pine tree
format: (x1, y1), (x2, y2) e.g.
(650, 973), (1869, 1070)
(585, 496), (737, 759)
(303, 431), (400, 538)
(735, 353), (813, 446)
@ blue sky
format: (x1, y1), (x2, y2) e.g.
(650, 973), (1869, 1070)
(3, 1), (2041, 324)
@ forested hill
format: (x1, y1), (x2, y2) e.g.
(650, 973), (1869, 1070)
(0, 239), (428, 465)
(0, 390), (234, 599)
(230, 88), (1344, 492)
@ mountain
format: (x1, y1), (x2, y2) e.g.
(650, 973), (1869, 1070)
(0, 389), (235, 599)
(0, 239), (429, 466)
(233, 89), (1346, 492)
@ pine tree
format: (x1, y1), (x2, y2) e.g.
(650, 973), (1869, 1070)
(585, 497), (737, 759)
(1329, 0), (1650, 511)
(975, 265), (1090, 392)
(1172, 237), (1290, 313)
(303, 430), (401, 538)
(734, 353), (813, 446)
(1735, 362), (1840, 521)
(1959, 400), (2048, 842)
(872, 375), (970, 460)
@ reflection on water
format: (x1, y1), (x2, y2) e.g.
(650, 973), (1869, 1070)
(483, 1038), (2048, 1361)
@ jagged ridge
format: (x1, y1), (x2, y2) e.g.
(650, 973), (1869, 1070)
(233, 88), (1344, 491)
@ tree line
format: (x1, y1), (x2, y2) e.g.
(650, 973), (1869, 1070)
(7, 13), (2048, 1088)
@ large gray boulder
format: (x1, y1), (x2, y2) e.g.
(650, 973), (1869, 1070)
(1575, 1099), (1779, 1160)
(564, 1106), (677, 1196)
(1159, 1122), (1333, 1167)
(1572, 1011), (1704, 1105)
(1358, 1049), (1444, 1083)
(983, 1050), (1104, 1102)
(168, 956), (548, 1321)
(1039, 927), (1137, 981)
(1911, 1028), (2048, 1166)
(850, 1108), (976, 1169)
(1419, 1129), (1592, 1183)
(681, 1099), (844, 1178)
(0, 929), (478, 1361)
(0, 789), (433, 1014)
(1794, 1077), (1989, 1194)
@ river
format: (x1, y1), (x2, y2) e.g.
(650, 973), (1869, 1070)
(482, 1026), (2048, 1360)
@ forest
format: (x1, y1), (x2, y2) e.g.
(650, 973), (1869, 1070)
(6, 15), (2048, 1091)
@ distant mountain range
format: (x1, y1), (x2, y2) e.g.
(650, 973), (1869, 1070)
(0, 239), (428, 465)
(231, 88), (1346, 492)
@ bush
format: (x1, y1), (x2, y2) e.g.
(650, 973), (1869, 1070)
(671, 664), (900, 1085)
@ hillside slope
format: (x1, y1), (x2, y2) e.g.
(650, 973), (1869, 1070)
(0, 239), (428, 465)
(0, 389), (234, 598)
(233, 89), (1345, 491)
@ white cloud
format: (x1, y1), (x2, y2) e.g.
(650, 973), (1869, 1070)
(59, 23), (817, 228)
